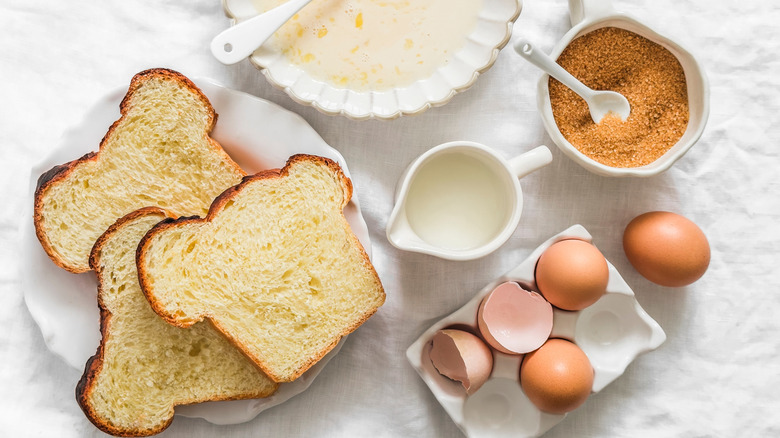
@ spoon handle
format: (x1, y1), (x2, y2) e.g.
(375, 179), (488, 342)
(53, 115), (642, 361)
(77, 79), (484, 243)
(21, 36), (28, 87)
(513, 38), (594, 102)
(211, 0), (313, 65)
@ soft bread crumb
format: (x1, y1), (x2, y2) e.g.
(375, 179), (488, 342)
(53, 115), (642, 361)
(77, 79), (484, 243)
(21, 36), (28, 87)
(77, 208), (277, 437)
(138, 155), (386, 382)
(34, 69), (245, 273)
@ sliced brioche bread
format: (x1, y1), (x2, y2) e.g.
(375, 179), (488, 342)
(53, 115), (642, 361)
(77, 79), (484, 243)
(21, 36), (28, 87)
(137, 155), (385, 382)
(77, 207), (277, 437)
(34, 68), (246, 273)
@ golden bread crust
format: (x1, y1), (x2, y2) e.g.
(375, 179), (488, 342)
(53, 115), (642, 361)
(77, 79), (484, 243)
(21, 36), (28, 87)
(77, 207), (277, 436)
(33, 68), (245, 273)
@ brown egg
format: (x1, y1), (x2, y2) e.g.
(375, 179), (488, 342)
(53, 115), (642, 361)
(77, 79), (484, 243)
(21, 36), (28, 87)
(623, 211), (710, 287)
(520, 338), (593, 414)
(535, 239), (609, 311)
(428, 329), (493, 395)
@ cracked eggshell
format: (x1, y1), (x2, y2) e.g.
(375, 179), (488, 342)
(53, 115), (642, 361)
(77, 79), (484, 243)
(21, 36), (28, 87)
(477, 282), (553, 355)
(429, 329), (493, 395)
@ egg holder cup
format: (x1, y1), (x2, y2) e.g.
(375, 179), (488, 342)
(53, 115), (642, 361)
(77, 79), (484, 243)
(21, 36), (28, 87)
(529, 0), (709, 177)
(406, 224), (666, 437)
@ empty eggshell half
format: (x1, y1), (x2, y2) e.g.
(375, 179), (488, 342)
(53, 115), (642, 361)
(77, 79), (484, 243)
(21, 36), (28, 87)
(477, 282), (553, 354)
(429, 329), (493, 395)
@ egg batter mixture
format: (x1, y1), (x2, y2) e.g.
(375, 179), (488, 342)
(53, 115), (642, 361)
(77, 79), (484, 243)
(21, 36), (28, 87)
(251, 0), (483, 91)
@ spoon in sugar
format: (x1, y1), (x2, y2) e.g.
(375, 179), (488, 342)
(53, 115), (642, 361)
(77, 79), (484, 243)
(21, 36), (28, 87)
(211, 0), (313, 65)
(514, 38), (630, 123)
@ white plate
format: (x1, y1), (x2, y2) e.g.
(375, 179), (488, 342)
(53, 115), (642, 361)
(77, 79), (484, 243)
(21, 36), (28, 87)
(407, 225), (665, 437)
(21, 77), (370, 425)
(221, 0), (523, 120)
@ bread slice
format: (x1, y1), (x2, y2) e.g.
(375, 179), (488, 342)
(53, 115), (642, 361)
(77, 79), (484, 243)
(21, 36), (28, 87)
(137, 155), (385, 382)
(77, 207), (277, 437)
(34, 68), (246, 273)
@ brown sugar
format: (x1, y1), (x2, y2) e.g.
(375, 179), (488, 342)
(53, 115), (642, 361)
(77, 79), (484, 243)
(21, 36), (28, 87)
(549, 27), (689, 168)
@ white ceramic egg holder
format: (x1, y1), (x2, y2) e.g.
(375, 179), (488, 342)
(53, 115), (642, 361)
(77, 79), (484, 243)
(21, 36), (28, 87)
(406, 224), (666, 438)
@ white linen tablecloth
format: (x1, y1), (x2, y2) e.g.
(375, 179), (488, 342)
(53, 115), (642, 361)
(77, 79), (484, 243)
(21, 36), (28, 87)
(2, 0), (779, 436)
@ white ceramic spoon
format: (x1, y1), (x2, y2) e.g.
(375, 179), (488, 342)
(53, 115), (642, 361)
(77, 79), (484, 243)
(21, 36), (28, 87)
(211, 0), (313, 65)
(514, 37), (630, 123)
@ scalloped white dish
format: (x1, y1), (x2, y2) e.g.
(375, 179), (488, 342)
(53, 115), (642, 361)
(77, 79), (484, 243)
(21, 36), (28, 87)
(21, 78), (370, 425)
(407, 225), (665, 437)
(221, 0), (523, 120)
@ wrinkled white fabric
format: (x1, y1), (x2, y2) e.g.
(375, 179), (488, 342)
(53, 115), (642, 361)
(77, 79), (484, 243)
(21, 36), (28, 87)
(2, 0), (779, 436)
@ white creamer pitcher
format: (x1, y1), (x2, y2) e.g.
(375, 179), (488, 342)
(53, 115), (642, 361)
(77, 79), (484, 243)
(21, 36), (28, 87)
(530, 0), (710, 177)
(386, 142), (552, 261)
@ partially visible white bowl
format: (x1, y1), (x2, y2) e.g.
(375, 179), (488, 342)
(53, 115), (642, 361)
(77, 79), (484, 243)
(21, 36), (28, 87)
(221, 0), (523, 120)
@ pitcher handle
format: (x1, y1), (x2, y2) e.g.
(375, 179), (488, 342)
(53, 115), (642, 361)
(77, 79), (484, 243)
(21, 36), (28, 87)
(569, 0), (615, 27)
(508, 146), (553, 179)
